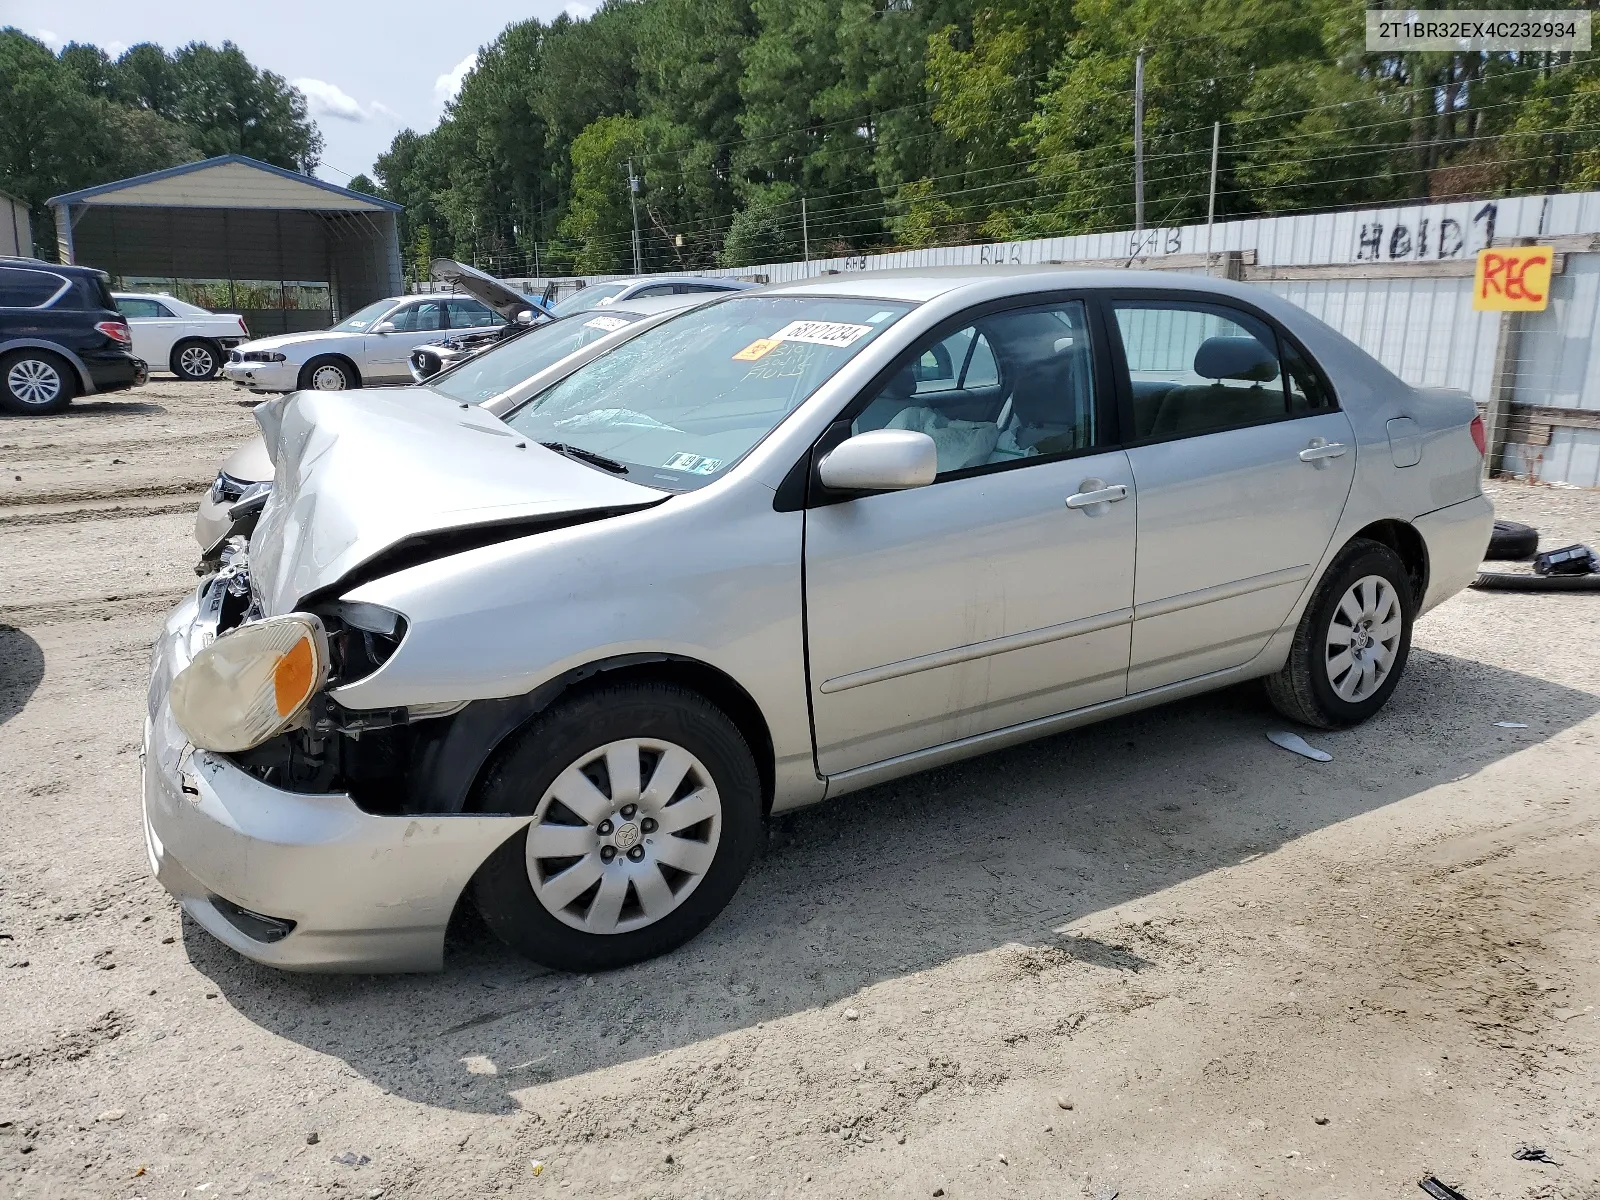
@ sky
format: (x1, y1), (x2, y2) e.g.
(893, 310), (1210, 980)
(1, 0), (592, 184)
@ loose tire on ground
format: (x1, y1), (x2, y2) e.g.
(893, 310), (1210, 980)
(297, 356), (358, 391)
(1265, 537), (1416, 730)
(0, 349), (75, 415)
(171, 339), (222, 381)
(1485, 519), (1538, 561)
(471, 682), (763, 972)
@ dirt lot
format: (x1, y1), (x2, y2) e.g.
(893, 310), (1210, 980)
(2, 380), (1598, 1200)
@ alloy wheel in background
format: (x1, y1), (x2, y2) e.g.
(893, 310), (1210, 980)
(1324, 574), (1402, 702)
(308, 363), (349, 390)
(7, 356), (63, 407)
(175, 343), (218, 380)
(524, 737), (722, 935)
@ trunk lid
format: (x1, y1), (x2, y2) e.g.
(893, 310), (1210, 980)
(249, 388), (665, 614)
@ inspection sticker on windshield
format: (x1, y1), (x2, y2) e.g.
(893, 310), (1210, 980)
(663, 452), (723, 474)
(732, 337), (782, 361)
(583, 315), (631, 332)
(769, 319), (873, 348)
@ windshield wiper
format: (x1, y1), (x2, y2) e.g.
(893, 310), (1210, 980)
(539, 441), (629, 474)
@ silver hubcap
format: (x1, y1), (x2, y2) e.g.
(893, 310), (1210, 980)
(1325, 575), (1402, 702)
(525, 738), (722, 935)
(309, 364), (346, 390)
(179, 345), (214, 376)
(7, 358), (61, 405)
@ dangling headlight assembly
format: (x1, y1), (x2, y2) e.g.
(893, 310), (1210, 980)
(169, 613), (329, 752)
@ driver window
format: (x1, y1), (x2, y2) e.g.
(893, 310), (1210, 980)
(851, 302), (1097, 477)
(387, 301), (445, 333)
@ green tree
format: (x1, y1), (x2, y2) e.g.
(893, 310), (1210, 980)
(169, 41), (322, 170)
(560, 114), (648, 271)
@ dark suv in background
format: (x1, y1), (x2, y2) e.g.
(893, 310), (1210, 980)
(0, 257), (146, 415)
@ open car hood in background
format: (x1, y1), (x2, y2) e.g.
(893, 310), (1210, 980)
(249, 389), (665, 615)
(429, 258), (545, 321)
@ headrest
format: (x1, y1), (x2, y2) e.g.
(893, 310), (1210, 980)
(1193, 336), (1279, 383)
(883, 363), (918, 399)
(1010, 342), (1089, 424)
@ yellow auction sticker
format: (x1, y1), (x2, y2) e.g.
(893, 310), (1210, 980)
(1473, 245), (1554, 312)
(733, 338), (782, 361)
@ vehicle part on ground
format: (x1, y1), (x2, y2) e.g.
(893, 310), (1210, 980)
(0, 349), (74, 414)
(1265, 539), (1415, 729)
(1485, 518), (1538, 561)
(299, 356), (357, 391)
(1471, 568), (1600, 591)
(1266, 730), (1332, 761)
(169, 611), (329, 752)
(471, 683), (761, 972)
(172, 338), (222, 381)
(1533, 542), (1598, 576)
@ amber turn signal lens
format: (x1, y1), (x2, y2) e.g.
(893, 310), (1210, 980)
(170, 614), (328, 753)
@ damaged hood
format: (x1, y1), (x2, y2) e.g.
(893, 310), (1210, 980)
(249, 388), (665, 614)
(430, 258), (547, 321)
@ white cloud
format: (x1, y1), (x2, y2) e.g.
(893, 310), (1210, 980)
(106, 41), (127, 58)
(34, 29), (63, 50)
(563, 1), (594, 18)
(433, 52), (478, 106)
(293, 78), (396, 124)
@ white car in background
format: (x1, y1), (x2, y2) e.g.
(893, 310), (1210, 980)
(222, 293), (526, 394)
(113, 293), (250, 381)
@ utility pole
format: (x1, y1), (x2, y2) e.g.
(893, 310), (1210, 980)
(626, 158), (643, 275)
(1133, 47), (1146, 247)
(801, 197), (810, 263)
(1205, 120), (1220, 261)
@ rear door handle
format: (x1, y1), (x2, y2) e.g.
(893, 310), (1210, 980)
(1299, 440), (1348, 463)
(1065, 483), (1128, 510)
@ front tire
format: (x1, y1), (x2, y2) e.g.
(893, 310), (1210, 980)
(297, 356), (358, 391)
(0, 349), (75, 415)
(171, 339), (221, 381)
(1265, 538), (1415, 729)
(471, 683), (762, 972)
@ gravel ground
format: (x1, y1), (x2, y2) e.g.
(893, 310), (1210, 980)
(1, 382), (1598, 1200)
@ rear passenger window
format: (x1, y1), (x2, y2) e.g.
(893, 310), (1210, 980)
(0, 267), (67, 308)
(852, 302), (1097, 477)
(1112, 302), (1302, 439)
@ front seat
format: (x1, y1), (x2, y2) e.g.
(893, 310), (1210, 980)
(1149, 336), (1285, 436)
(855, 363), (919, 431)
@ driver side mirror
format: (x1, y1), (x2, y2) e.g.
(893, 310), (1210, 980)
(372, 320), (397, 334)
(817, 429), (937, 492)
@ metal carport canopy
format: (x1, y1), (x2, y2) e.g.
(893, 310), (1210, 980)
(47, 155), (405, 332)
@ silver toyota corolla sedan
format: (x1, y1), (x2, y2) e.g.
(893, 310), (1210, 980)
(143, 267), (1493, 974)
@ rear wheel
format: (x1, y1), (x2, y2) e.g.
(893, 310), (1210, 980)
(1265, 538), (1415, 729)
(171, 339), (221, 381)
(0, 349), (74, 415)
(297, 356), (358, 391)
(471, 683), (762, 972)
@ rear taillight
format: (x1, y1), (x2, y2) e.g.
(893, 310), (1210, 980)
(95, 320), (132, 345)
(237, 317), (250, 337)
(1470, 414), (1487, 456)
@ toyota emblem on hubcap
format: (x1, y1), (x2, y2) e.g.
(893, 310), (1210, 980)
(613, 822), (641, 850)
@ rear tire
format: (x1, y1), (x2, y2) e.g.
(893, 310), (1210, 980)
(171, 339), (222, 381)
(297, 356), (359, 391)
(1265, 538), (1415, 730)
(471, 683), (762, 972)
(0, 349), (75, 415)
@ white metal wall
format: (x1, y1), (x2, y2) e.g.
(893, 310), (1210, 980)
(685, 190), (1600, 486)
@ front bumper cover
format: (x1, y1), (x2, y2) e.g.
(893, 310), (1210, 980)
(143, 596), (531, 972)
(222, 360), (298, 393)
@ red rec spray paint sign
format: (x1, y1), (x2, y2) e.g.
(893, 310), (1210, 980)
(1473, 246), (1554, 311)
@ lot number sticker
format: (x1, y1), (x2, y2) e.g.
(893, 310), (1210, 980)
(584, 315), (632, 332)
(769, 320), (874, 347)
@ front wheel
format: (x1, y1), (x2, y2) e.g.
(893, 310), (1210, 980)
(297, 356), (358, 391)
(1265, 538), (1415, 729)
(471, 683), (762, 972)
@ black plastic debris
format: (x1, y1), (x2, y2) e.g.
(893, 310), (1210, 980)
(1485, 519), (1539, 561)
(1419, 1176), (1471, 1200)
(1513, 1145), (1560, 1164)
(1533, 543), (1599, 577)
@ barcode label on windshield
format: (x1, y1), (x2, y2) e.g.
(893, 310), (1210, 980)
(584, 316), (631, 332)
(770, 320), (873, 348)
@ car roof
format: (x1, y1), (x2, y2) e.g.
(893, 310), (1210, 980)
(754, 264), (1266, 304)
(620, 276), (754, 291)
(602, 292), (724, 317)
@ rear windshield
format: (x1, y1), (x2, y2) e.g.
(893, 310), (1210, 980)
(429, 311), (646, 404)
(503, 295), (912, 490)
(549, 281), (630, 317)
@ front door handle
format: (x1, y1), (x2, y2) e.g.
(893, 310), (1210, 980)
(1299, 438), (1348, 465)
(1065, 482), (1128, 510)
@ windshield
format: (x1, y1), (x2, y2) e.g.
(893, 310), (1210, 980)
(428, 311), (645, 404)
(331, 299), (394, 333)
(503, 295), (912, 489)
(549, 281), (631, 317)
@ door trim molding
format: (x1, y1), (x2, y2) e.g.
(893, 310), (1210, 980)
(818, 606), (1134, 694)
(1133, 564), (1312, 622)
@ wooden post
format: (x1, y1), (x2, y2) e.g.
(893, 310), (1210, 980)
(1482, 235), (1536, 478)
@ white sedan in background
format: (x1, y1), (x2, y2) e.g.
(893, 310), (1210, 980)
(222, 293), (523, 394)
(113, 293), (250, 381)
